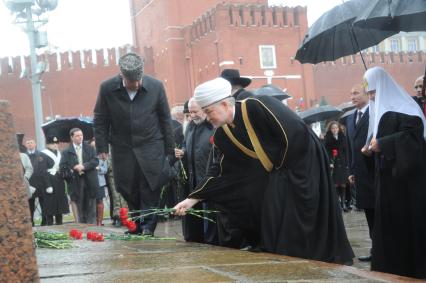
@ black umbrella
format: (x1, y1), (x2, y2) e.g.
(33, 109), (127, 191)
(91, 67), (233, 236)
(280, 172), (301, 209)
(295, 0), (395, 68)
(253, 84), (291, 101)
(298, 105), (343, 124)
(337, 101), (356, 112)
(338, 108), (356, 124)
(354, 0), (426, 32)
(41, 117), (94, 143)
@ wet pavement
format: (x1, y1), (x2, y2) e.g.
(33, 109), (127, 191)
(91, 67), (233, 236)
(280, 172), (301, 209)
(35, 210), (422, 282)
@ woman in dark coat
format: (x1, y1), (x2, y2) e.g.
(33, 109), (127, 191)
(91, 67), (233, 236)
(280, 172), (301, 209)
(363, 67), (426, 279)
(42, 137), (69, 225)
(324, 121), (349, 211)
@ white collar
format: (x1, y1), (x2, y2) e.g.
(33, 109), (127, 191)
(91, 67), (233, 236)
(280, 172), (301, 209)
(357, 104), (369, 115)
(73, 143), (82, 150)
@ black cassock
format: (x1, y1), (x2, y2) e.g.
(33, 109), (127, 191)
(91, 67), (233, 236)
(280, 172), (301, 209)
(190, 96), (354, 264)
(372, 112), (426, 279)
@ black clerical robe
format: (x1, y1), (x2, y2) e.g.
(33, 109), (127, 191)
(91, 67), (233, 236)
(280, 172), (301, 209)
(372, 111), (426, 279)
(190, 96), (354, 264)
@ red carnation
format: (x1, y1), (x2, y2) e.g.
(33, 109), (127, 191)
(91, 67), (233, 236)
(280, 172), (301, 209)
(332, 149), (338, 158)
(69, 229), (77, 238)
(96, 234), (104, 242)
(126, 220), (137, 232)
(209, 136), (214, 145)
(119, 208), (128, 217)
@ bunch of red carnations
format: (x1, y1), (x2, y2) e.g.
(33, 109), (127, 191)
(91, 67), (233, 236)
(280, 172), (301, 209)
(119, 208), (137, 233)
(86, 231), (104, 242)
(69, 229), (83, 240)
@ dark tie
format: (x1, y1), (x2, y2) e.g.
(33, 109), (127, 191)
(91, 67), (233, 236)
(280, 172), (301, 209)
(356, 110), (363, 126)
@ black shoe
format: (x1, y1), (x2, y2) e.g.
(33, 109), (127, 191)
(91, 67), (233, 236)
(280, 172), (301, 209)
(142, 230), (153, 237)
(358, 255), (372, 262)
(240, 245), (252, 251)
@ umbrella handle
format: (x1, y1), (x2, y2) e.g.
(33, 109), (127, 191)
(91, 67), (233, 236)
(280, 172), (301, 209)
(349, 26), (367, 70)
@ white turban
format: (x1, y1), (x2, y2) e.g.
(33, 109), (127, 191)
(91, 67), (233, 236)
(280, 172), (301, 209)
(194, 77), (232, 108)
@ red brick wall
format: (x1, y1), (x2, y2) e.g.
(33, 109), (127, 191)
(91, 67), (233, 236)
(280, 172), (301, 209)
(0, 48), (127, 139)
(183, 4), (313, 110)
(313, 52), (425, 105)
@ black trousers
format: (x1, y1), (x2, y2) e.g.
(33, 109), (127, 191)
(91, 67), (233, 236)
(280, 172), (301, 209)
(45, 214), (63, 225)
(119, 154), (161, 233)
(74, 178), (96, 224)
(29, 191), (46, 226)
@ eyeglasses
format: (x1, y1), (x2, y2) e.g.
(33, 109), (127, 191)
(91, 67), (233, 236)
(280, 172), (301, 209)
(414, 85), (423, 89)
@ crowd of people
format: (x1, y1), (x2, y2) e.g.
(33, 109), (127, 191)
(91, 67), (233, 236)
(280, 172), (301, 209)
(18, 51), (425, 279)
(19, 130), (126, 227)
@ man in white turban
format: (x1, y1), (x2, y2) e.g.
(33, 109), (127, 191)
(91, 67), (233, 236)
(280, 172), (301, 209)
(174, 77), (354, 264)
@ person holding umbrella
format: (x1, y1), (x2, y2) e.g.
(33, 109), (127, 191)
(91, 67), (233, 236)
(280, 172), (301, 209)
(363, 67), (426, 279)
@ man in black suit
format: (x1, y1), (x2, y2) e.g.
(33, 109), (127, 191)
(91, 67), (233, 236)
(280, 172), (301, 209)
(346, 85), (375, 262)
(25, 139), (50, 226)
(60, 128), (99, 224)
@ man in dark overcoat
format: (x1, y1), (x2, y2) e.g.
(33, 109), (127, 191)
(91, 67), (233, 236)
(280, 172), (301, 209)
(175, 98), (218, 244)
(93, 52), (174, 236)
(345, 85), (375, 262)
(60, 128), (99, 224)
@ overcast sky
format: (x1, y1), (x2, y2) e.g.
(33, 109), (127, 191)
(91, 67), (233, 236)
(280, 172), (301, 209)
(0, 0), (343, 57)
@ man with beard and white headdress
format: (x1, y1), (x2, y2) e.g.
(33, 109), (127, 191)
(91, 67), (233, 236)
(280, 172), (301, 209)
(174, 77), (354, 264)
(175, 98), (218, 244)
(362, 67), (426, 279)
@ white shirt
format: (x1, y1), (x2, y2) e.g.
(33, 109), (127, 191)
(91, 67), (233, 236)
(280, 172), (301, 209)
(356, 104), (369, 124)
(73, 143), (82, 151)
(122, 79), (138, 101)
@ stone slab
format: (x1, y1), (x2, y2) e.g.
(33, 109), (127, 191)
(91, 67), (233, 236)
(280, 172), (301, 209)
(0, 100), (39, 282)
(36, 223), (422, 283)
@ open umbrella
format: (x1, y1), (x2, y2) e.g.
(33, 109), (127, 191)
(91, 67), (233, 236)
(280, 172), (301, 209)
(295, 0), (395, 68)
(354, 0), (426, 32)
(337, 101), (356, 112)
(338, 108), (356, 124)
(41, 117), (94, 143)
(298, 105), (343, 124)
(253, 84), (291, 100)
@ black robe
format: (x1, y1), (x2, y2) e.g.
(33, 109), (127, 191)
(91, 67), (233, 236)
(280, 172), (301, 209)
(190, 121), (268, 249)
(190, 96), (354, 264)
(43, 149), (70, 216)
(372, 111), (426, 279)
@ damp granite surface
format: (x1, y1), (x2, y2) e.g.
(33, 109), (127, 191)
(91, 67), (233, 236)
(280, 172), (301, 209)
(35, 211), (422, 283)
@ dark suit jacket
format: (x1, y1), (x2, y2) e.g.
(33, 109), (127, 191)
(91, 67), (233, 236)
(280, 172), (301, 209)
(182, 120), (214, 192)
(27, 150), (51, 198)
(93, 74), (174, 193)
(59, 142), (99, 199)
(346, 108), (375, 209)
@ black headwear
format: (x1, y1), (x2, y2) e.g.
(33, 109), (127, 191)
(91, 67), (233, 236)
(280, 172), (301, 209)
(220, 69), (251, 88)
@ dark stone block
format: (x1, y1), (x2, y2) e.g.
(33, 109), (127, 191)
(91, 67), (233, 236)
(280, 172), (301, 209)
(0, 100), (39, 282)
